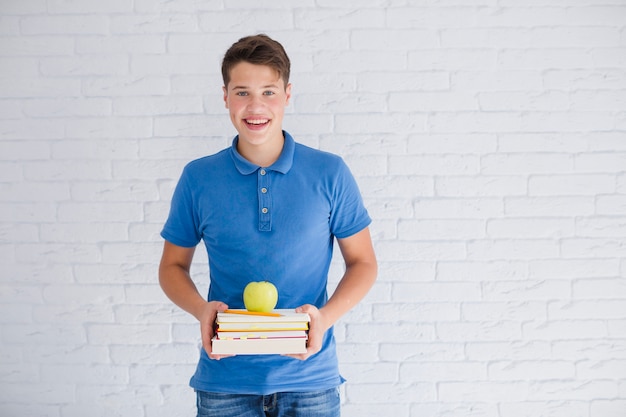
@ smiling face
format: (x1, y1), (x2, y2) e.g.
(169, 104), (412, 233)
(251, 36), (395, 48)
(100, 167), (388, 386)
(223, 61), (291, 166)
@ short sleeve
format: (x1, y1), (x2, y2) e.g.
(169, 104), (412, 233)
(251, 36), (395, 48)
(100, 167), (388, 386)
(329, 158), (371, 239)
(161, 165), (202, 248)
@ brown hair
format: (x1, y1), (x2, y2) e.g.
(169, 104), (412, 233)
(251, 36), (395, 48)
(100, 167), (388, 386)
(221, 34), (291, 89)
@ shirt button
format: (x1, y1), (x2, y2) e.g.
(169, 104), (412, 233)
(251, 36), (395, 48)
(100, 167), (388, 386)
(261, 187), (267, 193)
(261, 207), (268, 214)
(260, 169), (266, 175)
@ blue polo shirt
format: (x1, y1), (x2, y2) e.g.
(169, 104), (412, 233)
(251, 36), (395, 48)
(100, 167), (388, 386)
(161, 131), (371, 395)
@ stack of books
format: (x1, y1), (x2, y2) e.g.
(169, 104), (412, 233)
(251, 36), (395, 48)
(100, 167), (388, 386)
(211, 309), (310, 355)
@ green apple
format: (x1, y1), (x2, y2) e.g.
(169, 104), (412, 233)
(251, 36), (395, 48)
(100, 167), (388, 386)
(243, 281), (278, 312)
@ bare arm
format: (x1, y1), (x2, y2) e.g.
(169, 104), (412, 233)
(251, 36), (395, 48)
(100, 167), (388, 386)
(287, 227), (377, 360)
(158, 241), (230, 359)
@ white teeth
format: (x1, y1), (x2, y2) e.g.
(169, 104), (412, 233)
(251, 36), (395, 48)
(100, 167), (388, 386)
(246, 119), (268, 125)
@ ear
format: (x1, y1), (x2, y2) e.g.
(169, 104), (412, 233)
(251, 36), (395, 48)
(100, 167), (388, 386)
(284, 83), (292, 106)
(222, 86), (228, 109)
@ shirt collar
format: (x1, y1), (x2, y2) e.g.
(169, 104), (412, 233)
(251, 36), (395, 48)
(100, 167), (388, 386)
(230, 130), (295, 175)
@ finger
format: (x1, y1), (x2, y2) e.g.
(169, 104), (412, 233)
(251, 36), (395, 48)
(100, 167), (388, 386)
(282, 353), (307, 361)
(295, 304), (315, 314)
(208, 353), (236, 360)
(202, 332), (213, 357)
(201, 327), (212, 351)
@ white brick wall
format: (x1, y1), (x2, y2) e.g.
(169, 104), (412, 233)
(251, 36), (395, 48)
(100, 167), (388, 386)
(1, 1), (625, 416)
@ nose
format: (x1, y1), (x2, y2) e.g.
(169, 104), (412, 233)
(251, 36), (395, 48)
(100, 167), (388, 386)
(247, 92), (266, 106)
(246, 97), (264, 113)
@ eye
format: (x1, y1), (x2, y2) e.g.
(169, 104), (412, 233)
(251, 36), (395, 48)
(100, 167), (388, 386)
(263, 91), (275, 96)
(236, 91), (248, 96)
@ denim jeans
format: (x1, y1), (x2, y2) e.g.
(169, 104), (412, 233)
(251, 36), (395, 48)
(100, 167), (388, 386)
(196, 387), (341, 417)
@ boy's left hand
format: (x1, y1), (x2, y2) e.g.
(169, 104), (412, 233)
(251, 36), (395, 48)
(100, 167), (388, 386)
(283, 304), (329, 361)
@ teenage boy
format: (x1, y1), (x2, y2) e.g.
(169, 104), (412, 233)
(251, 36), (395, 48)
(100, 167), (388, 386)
(159, 34), (377, 417)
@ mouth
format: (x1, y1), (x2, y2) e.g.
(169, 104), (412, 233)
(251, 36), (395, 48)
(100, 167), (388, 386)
(244, 118), (270, 128)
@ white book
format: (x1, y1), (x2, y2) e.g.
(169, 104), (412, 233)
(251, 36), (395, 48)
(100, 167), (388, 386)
(216, 330), (308, 340)
(211, 335), (308, 355)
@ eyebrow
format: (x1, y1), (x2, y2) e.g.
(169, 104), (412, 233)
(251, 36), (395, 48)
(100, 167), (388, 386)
(231, 84), (280, 90)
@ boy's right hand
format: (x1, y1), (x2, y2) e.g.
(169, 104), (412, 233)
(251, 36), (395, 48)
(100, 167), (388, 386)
(198, 301), (234, 360)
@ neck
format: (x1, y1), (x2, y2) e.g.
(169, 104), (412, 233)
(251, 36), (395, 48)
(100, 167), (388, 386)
(237, 133), (284, 167)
